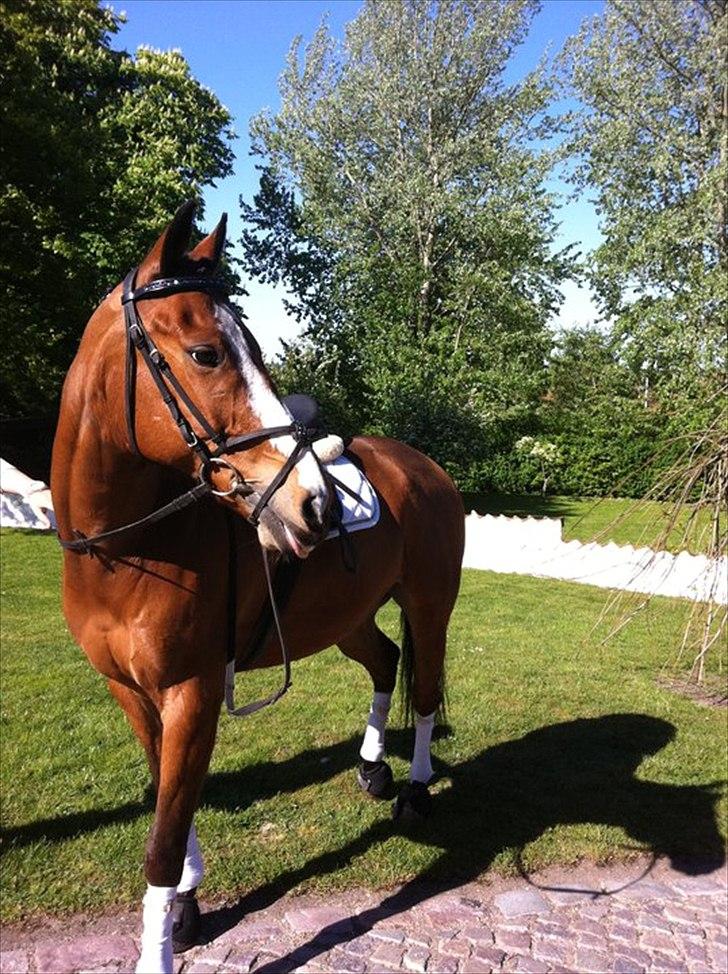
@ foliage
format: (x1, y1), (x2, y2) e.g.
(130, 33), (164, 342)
(0, 0), (235, 418)
(1, 530), (724, 920)
(560, 0), (727, 675)
(241, 0), (574, 486)
(515, 435), (561, 495)
(560, 0), (727, 398)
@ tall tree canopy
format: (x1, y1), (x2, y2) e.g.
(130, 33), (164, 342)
(560, 0), (727, 398)
(240, 0), (572, 486)
(0, 0), (234, 417)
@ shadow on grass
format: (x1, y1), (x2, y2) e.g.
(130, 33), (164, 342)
(2, 712), (724, 962)
(196, 713), (724, 968)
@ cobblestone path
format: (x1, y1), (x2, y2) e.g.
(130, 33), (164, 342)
(1, 857), (725, 973)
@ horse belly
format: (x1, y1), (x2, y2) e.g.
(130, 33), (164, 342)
(240, 525), (401, 670)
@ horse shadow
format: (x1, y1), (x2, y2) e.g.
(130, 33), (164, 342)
(196, 712), (724, 970)
(2, 711), (724, 968)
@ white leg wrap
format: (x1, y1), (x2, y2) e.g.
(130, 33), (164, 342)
(410, 710), (435, 783)
(178, 824), (204, 893)
(136, 884), (176, 974)
(359, 691), (392, 762)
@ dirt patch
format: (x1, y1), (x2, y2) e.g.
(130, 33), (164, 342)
(657, 675), (728, 708)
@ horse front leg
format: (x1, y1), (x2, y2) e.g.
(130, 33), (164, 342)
(137, 677), (222, 974)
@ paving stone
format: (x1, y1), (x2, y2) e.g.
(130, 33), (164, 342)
(532, 932), (570, 963)
(531, 919), (570, 937)
(648, 950), (688, 973)
(610, 921), (639, 943)
(402, 945), (431, 972)
(443, 937), (471, 958)
(575, 946), (613, 972)
(639, 929), (679, 951)
(673, 877), (724, 896)
(620, 881), (675, 901)
(407, 931), (433, 950)
(665, 903), (695, 923)
(35, 935), (138, 973)
(371, 927), (406, 944)
(223, 948), (260, 972)
(371, 942), (405, 967)
(343, 934), (379, 957)
(0, 950), (29, 974)
(494, 890), (551, 918)
(636, 912), (672, 933)
(494, 928), (531, 950)
(185, 963), (221, 973)
(323, 949), (367, 973)
(572, 917), (606, 937)
(194, 946), (232, 966)
(612, 955), (645, 974)
(285, 906), (355, 936)
(512, 957), (550, 973)
(461, 925), (494, 945)
(471, 944), (506, 968)
(579, 899), (612, 919)
(427, 954), (459, 974)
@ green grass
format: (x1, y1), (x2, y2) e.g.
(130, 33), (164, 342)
(462, 492), (718, 554)
(1, 530), (725, 923)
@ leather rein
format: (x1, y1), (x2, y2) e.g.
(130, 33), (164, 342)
(58, 267), (334, 717)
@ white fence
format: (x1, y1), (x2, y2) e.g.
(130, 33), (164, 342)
(463, 513), (727, 604)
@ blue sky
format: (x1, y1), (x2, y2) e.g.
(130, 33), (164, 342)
(115, 0), (604, 355)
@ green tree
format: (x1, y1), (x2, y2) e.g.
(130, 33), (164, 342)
(0, 0), (234, 417)
(560, 0), (726, 397)
(241, 0), (573, 487)
(561, 0), (726, 676)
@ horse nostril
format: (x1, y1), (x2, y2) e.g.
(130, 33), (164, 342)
(302, 494), (324, 534)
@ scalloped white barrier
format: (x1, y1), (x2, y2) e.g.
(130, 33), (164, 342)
(463, 513), (727, 604)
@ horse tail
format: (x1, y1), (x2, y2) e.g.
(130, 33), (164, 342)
(398, 610), (447, 726)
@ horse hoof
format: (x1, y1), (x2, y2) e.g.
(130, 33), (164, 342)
(172, 889), (201, 953)
(392, 780), (432, 820)
(357, 759), (394, 799)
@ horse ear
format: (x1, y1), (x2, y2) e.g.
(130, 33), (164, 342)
(135, 200), (197, 286)
(188, 212), (227, 272)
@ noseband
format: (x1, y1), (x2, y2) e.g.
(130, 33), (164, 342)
(59, 267), (328, 555)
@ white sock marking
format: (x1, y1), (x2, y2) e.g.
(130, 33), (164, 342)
(136, 883), (176, 974)
(359, 690), (392, 762)
(178, 823), (204, 893)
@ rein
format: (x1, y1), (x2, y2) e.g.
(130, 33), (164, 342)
(58, 266), (336, 717)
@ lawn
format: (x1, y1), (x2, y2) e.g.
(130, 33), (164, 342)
(1, 530), (725, 924)
(462, 492), (719, 555)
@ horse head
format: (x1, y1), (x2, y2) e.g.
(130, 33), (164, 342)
(97, 202), (331, 558)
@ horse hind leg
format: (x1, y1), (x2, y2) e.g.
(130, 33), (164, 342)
(338, 616), (399, 799)
(391, 601), (449, 820)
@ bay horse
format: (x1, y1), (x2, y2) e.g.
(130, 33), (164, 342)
(51, 202), (464, 974)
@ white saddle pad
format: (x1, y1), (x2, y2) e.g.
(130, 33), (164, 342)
(324, 455), (380, 539)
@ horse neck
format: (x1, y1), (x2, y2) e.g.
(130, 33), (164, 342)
(53, 412), (167, 547)
(51, 335), (165, 545)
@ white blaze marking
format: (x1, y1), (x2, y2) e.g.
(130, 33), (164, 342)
(216, 305), (326, 500)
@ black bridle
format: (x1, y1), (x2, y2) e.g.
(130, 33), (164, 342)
(60, 267), (329, 554)
(57, 267), (338, 717)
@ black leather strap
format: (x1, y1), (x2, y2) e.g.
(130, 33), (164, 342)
(58, 481), (212, 554)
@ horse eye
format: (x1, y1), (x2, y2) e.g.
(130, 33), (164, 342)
(189, 346), (221, 368)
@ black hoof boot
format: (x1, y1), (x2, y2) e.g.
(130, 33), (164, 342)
(392, 780), (432, 821)
(357, 759), (394, 799)
(172, 888), (201, 954)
